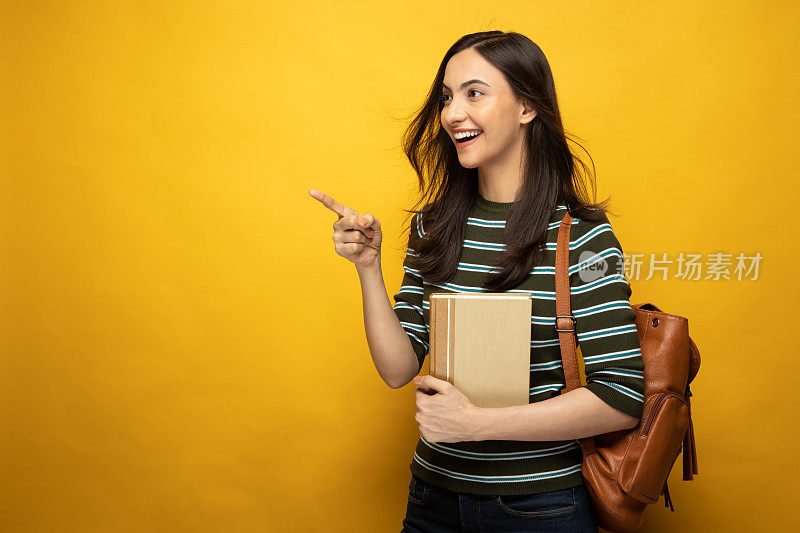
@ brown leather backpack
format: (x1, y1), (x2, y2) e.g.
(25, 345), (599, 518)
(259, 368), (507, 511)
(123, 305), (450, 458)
(555, 211), (700, 532)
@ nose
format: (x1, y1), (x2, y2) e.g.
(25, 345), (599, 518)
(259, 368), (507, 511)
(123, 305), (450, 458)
(441, 97), (468, 130)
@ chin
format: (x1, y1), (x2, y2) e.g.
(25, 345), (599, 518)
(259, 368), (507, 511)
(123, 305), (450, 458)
(457, 156), (482, 169)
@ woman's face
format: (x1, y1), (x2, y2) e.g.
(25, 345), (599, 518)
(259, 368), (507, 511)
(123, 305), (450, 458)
(440, 48), (535, 169)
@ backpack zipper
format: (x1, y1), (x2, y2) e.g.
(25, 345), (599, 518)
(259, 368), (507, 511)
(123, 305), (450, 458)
(641, 392), (687, 435)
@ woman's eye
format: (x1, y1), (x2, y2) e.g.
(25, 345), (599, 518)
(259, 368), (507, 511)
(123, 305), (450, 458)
(439, 89), (483, 103)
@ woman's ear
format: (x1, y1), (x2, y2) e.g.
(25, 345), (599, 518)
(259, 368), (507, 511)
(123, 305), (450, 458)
(519, 99), (537, 125)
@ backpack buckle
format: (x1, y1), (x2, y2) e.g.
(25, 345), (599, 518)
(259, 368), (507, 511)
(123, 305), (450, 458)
(555, 315), (577, 332)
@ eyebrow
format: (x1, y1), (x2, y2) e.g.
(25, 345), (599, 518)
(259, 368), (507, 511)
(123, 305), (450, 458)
(442, 79), (491, 92)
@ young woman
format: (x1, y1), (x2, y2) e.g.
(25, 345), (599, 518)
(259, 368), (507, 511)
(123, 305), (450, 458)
(310, 30), (644, 532)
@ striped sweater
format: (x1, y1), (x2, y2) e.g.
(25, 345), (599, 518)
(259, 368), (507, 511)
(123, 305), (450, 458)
(392, 192), (645, 496)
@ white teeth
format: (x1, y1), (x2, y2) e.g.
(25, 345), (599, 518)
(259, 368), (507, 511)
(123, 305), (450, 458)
(455, 130), (482, 140)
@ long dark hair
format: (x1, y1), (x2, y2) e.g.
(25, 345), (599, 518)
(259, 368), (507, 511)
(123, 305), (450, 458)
(400, 30), (614, 292)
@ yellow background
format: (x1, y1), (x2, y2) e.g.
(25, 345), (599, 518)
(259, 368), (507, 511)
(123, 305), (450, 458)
(2, 1), (798, 531)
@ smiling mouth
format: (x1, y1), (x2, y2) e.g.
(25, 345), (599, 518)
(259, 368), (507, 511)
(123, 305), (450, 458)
(455, 131), (483, 144)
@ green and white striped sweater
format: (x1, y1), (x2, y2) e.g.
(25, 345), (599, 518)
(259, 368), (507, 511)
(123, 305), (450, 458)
(392, 191), (645, 496)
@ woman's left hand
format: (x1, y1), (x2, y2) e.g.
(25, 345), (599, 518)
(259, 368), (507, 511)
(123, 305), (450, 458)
(412, 375), (481, 443)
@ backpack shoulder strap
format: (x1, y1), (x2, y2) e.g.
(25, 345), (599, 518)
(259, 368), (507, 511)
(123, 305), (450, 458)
(555, 210), (597, 455)
(555, 211), (581, 391)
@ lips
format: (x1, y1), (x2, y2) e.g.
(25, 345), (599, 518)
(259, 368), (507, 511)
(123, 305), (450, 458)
(456, 131), (483, 145)
(455, 131), (483, 144)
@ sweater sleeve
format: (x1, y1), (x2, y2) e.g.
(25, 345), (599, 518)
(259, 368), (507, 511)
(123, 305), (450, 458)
(391, 213), (429, 372)
(568, 213), (645, 420)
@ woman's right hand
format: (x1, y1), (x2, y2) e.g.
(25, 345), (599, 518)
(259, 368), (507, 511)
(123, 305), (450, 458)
(309, 188), (382, 269)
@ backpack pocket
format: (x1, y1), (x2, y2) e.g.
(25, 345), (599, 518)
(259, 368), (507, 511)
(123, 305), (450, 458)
(616, 392), (690, 504)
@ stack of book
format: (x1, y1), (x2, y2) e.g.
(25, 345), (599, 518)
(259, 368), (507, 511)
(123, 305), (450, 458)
(428, 292), (532, 408)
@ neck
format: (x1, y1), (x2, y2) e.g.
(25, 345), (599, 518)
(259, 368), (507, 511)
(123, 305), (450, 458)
(476, 135), (526, 202)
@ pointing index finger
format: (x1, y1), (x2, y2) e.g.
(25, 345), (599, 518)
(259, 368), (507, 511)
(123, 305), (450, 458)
(309, 189), (349, 218)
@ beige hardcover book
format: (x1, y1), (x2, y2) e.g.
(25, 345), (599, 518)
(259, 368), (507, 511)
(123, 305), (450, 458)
(429, 292), (532, 408)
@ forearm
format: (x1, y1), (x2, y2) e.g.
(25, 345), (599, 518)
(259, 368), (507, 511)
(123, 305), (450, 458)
(471, 387), (640, 441)
(356, 261), (420, 389)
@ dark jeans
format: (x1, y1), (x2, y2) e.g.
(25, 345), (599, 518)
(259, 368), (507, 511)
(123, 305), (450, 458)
(401, 474), (600, 532)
